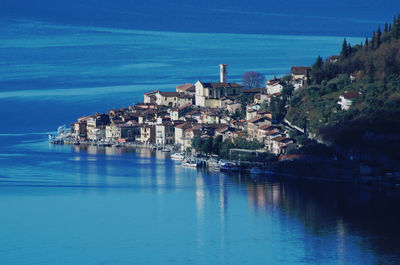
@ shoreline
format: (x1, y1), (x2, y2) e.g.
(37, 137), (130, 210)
(51, 139), (400, 189)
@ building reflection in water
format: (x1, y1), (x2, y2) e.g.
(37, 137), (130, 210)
(240, 175), (400, 263)
(52, 142), (400, 263)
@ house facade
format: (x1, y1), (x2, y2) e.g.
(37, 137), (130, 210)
(338, 91), (360, 110)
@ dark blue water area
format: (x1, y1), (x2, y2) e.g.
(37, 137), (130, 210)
(1, 133), (400, 264)
(1, 0), (398, 36)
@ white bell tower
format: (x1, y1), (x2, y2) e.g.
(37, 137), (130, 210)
(220, 64), (227, 83)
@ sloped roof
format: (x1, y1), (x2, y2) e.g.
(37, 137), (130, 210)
(158, 91), (180, 97)
(343, 91), (360, 99)
(200, 81), (243, 89)
(291, 66), (311, 75)
(176, 83), (195, 92)
(247, 116), (265, 124)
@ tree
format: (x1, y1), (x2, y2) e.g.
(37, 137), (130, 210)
(311, 56), (324, 84)
(242, 71), (266, 89)
(341, 38), (350, 57)
(377, 27), (382, 48)
(191, 135), (202, 151)
(200, 138), (213, 154)
(212, 135), (223, 155)
(282, 84), (294, 99)
(371, 32), (376, 50)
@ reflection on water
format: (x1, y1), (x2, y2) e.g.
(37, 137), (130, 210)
(1, 135), (400, 264)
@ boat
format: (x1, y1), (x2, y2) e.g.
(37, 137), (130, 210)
(220, 162), (239, 172)
(250, 167), (264, 175)
(161, 148), (170, 152)
(182, 159), (198, 168)
(171, 153), (185, 160)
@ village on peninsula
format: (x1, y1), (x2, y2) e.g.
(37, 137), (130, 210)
(51, 61), (379, 177)
(54, 65), (314, 155)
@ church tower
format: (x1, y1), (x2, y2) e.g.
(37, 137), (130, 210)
(220, 64), (227, 83)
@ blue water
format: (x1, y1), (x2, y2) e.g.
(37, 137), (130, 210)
(1, 19), (400, 264)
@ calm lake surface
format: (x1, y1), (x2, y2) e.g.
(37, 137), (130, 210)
(1, 20), (400, 264)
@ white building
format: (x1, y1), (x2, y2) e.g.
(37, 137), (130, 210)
(155, 122), (175, 145)
(195, 64), (243, 108)
(338, 91), (360, 110)
(155, 91), (193, 107)
(144, 90), (158, 104)
(266, 79), (284, 95)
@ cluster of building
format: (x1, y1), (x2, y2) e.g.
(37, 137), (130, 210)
(70, 64), (312, 155)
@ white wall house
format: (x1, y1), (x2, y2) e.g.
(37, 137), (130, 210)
(155, 122), (175, 145)
(155, 91), (193, 107)
(266, 80), (283, 95)
(338, 91), (360, 110)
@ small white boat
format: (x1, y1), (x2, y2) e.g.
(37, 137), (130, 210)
(171, 153), (185, 160)
(182, 159), (198, 168)
(161, 148), (170, 152)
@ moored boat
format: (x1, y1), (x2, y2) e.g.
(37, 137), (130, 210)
(182, 159), (198, 168)
(220, 162), (239, 172)
(171, 152), (185, 160)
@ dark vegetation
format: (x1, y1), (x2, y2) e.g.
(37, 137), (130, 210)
(191, 135), (276, 161)
(285, 15), (400, 161)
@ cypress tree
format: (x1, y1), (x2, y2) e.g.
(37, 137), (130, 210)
(392, 16), (399, 39)
(384, 23), (388, 33)
(377, 27), (382, 47)
(389, 24), (392, 32)
(365, 38), (369, 48)
(371, 32), (376, 50)
(340, 38), (349, 57)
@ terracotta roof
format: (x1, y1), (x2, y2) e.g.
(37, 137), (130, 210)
(264, 131), (280, 136)
(175, 122), (192, 129)
(343, 91), (360, 99)
(177, 103), (192, 111)
(272, 136), (288, 142)
(279, 154), (302, 161)
(144, 90), (158, 96)
(258, 124), (272, 130)
(247, 116), (264, 124)
(267, 80), (283, 86)
(176, 83), (195, 92)
(158, 91), (180, 97)
(291, 66), (311, 75)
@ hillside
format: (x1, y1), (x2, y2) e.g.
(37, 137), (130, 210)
(286, 15), (400, 160)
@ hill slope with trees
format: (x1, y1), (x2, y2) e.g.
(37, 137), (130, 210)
(286, 15), (400, 161)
